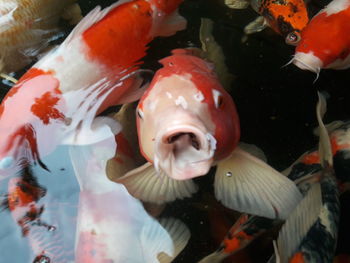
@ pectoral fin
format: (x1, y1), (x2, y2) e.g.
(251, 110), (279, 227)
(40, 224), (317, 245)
(225, 0), (250, 9)
(244, 16), (268, 35)
(116, 162), (198, 204)
(157, 218), (191, 263)
(214, 148), (303, 219)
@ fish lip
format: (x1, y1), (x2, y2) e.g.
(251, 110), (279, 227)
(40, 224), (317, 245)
(292, 52), (322, 74)
(155, 125), (215, 180)
(159, 125), (207, 150)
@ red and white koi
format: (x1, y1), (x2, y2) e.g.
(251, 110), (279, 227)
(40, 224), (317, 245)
(0, 0), (186, 178)
(293, 0), (350, 73)
(117, 49), (302, 220)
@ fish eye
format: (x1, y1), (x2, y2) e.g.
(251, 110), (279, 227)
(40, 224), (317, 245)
(137, 109), (144, 119)
(285, 32), (301, 46)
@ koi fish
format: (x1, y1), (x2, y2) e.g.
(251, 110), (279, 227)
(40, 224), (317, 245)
(198, 93), (343, 263)
(116, 49), (302, 220)
(69, 131), (190, 263)
(225, 0), (309, 45)
(273, 92), (340, 263)
(0, 0), (186, 178)
(0, 0), (82, 74)
(293, 0), (350, 73)
(1, 170), (74, 262)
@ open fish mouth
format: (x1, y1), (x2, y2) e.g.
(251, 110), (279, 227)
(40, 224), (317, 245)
(292, 52), (322, 74)
(155, 125), (216, 180)
(166, 132), (201, 150)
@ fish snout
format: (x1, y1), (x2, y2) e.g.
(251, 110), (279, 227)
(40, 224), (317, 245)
(293, 52), (323, 74)
(155, 124), (216, 180)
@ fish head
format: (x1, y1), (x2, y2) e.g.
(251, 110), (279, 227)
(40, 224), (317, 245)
(293, 9), (350, 71)
(136, 49), (240, 180)
(259, 0), (309, 45)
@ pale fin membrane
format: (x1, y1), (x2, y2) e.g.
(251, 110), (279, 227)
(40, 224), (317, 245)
(316, 91), (333, 167)
(276, 183), (322, 263)
(116, 162), (198, 204)
(214, 148), (302, 219)
(152, 9), (187, 37)
(238, 142), (267, 162)
(157, 218), (191, 263)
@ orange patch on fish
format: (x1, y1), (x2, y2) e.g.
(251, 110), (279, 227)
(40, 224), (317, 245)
(301, 151), (320, 165)
(290, 252), (306, 263)
(259, 0), (309, 37)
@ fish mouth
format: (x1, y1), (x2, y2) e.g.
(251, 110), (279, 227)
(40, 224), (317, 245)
(292, 52), (322, 74)
(155, 125), (216, 180)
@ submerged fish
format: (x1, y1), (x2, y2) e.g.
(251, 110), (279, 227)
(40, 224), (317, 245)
(199, 93), (343, 263)
(293, 0), (350, 73)
(0, 0), (82, 74)
(116, 49), (302, 220)
(0, 0), (186, 178)
(225, 0), (309, 45)
(273, 92), (340, 263)
(1, 170), (73, 262)
(3, 172), (47, 236)
(69, 131), (190, 263)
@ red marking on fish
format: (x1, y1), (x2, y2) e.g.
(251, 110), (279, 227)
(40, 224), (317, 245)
(295, 0), (350, 69)
(290, 252), (306, 263)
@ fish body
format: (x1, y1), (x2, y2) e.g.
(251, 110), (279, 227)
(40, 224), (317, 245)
(117, 49), (301, 221)
(0, 0), (186, 177)
(293, 0), (350, 72)
(252, 0), (309, 43)
(0, 0), (81, 73)
(225, 0), (309, 44)
(136, 48), (240, 180)
(70, 134), (189, 263)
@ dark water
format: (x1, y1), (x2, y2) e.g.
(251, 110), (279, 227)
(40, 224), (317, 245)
(0, 0), (349, 262)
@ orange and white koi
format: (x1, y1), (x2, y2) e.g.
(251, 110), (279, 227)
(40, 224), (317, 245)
(225, 0), (309, 45)
(0, 0), (82, 74)
(117, 49), (302, 220)
(293, 0), (350, 73)
(0, 0), (186, 178)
